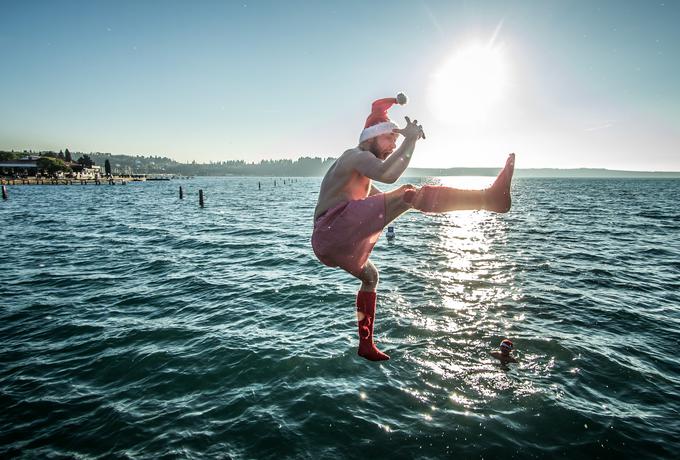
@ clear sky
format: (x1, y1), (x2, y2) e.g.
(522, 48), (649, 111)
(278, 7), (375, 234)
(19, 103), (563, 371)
(1, 0), (678, 170)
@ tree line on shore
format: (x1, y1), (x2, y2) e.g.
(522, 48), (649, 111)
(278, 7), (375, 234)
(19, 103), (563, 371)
(1, 150), (337, 176)
(4, 149), (679, 178)
(1, 149), (98, 175)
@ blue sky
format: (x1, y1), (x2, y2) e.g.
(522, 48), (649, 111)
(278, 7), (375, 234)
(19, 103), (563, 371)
(1, 0), (678, 170)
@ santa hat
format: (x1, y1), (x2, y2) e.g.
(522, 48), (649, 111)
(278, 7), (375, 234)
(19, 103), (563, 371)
(359, 92), (408, 144)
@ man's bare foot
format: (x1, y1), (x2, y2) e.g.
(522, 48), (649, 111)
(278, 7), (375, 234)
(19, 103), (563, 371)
(483, 153), (515, 213)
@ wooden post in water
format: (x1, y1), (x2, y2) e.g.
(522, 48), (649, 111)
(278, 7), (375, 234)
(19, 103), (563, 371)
(179, 186), (184, 199)
(2, 185), (7, 200)
(199, 189), (204, 208)
(258, 181), (261, 191)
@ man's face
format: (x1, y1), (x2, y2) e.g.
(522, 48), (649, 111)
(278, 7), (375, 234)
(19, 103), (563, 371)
(370, 133), (399, 160)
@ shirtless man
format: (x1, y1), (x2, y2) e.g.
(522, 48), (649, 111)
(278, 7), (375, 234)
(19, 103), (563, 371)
(312, 93), (515, 361)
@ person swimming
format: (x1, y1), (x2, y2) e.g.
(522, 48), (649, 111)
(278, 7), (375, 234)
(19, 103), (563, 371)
(490, 339), (518, 364)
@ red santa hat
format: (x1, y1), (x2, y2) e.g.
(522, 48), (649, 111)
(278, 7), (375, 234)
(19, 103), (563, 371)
(500, 339), (513, 351)
(359, 92), (408, 144)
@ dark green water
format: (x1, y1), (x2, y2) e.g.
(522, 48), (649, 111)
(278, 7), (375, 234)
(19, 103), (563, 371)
(1, 177), (679, 458)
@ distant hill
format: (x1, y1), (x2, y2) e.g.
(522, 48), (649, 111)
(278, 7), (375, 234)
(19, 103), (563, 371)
(1, 151), (337, 176)
(83, 152), (337, 176)
(3, 150), (679, 177)
(78, 153), (680, 177)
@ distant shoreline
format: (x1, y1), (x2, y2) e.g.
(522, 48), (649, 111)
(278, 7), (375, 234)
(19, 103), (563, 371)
(5, 169), (679, 182)
(3, 151), (679, 178)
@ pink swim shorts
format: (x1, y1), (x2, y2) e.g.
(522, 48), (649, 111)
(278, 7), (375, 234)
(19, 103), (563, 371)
(311, 193), (387, 276)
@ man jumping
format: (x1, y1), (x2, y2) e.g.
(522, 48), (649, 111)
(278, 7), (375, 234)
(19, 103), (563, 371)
(311, 93), (515, 361)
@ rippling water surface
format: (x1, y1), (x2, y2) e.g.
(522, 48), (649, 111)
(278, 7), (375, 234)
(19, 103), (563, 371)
(2, 177), (679, 458)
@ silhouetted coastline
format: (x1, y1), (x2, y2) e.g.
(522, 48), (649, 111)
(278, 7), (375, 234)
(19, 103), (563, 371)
(2, 150), (679, 178)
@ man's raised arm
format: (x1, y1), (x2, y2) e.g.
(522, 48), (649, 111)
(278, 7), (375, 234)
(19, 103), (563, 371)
(354, 117), (424, 184)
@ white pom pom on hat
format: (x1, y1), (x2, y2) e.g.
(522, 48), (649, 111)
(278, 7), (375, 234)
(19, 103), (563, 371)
(359, 92), (408, 144)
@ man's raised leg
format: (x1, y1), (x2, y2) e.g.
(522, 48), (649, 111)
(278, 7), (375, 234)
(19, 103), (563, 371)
(403, 154), (515, 213)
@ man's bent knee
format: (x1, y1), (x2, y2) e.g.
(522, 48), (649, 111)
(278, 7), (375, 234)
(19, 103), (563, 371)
(362, 272), (379, 288)
(401, 185), (419, 207)
(359, 264), (379, 288)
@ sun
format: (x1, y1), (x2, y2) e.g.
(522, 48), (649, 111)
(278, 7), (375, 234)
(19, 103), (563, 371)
(428, 42), (508, 125)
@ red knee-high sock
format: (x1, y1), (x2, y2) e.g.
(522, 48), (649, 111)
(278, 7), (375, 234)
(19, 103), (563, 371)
(404, 185), (483, 212)
(356, 291), (390, 361)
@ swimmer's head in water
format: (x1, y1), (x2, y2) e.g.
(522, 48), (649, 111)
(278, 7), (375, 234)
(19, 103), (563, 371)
(360, 132), (399, 160)
(500, 339), (513, 355)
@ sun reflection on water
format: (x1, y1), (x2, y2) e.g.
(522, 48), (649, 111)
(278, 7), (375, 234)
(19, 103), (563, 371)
(402, 176), (536, 406)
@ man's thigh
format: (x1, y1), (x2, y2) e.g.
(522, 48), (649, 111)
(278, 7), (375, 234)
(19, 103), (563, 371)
(384, 185), (417, 224)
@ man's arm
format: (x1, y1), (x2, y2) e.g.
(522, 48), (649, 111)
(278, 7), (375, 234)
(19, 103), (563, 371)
(353, 117), (423, 183)
(378, 136), (417, 183)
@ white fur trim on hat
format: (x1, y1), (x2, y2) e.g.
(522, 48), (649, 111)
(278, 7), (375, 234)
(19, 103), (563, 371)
(359, 121), (399, 143)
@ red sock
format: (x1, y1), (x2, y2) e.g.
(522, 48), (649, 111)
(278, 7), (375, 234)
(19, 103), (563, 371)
(356, 291), (390, 361)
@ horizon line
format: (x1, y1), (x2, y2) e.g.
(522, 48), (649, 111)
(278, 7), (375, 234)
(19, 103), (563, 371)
(2, 149), (680, 174)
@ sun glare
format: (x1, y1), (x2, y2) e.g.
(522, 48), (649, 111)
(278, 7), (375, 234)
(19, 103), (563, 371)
(429, 43), (507, 125)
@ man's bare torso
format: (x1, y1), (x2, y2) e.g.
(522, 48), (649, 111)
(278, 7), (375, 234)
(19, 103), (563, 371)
(314, 148), (372, 220)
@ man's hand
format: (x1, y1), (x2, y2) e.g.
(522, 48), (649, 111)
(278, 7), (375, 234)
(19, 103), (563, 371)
(397, 184), (417, 193)
(393, 116), (426, 140)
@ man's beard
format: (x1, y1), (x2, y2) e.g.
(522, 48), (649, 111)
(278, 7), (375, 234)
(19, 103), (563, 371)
(368, 140), (389, 160)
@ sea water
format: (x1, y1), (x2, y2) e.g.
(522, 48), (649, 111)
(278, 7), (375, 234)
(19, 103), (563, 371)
(1, 177), (679, 458)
